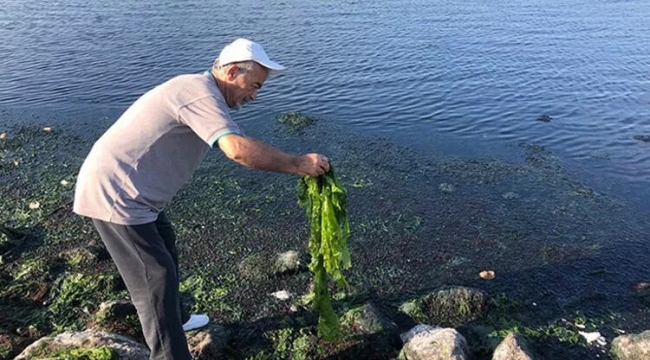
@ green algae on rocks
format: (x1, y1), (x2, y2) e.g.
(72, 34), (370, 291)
(297, 167), (351, 341)
(277, 112), (317, 133)
(27, 345), (117, 360)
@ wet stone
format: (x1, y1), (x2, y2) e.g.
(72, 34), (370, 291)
(492, 333), (537, 360)
(400, 325), (469, 360)
(14, 330), (150, 360)
(439, 183), (455, 193)
(502, 192), (519, 199)
(186, 324), (228, 360)
(273, 250), (304, 275)
(93, 300), (141, 341)
(96, 300), (137, 322)
(341, 302), (397, 335)
(425, 286), (489, 325)
(610, 330), (650, 360)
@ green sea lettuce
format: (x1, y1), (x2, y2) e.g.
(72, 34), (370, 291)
(297, 166), (351, 340)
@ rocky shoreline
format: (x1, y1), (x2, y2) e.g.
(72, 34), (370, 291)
(2, 118), (650, 359)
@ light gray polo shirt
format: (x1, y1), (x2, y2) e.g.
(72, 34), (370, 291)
(73, 73), (241, 225)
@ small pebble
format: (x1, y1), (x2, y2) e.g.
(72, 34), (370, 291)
(502, 192), (519, 199)
(439, 183), (455, 193)
(479, 270), (495, 280)
(271, 290), (292, 300)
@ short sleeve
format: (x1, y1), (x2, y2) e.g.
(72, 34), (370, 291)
(177, 96), (243, 147)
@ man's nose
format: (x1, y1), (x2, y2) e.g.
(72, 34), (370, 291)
(250, 90), (258, 101)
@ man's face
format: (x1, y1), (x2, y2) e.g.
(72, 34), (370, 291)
(224, 62), (269, 110)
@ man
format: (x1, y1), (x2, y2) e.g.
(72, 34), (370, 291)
(73, 38), (330, 360)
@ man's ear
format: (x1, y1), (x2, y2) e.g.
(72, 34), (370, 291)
(226, 65), (240, 80)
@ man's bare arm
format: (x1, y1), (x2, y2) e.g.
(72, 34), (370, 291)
(217, 134), (329, 177)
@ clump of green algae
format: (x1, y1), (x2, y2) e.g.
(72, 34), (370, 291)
(28, 345), (117, 360)
(297, 166), (351, 340)
(277, 112), (317, 132)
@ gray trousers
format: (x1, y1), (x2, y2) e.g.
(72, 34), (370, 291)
(93, 212), (191, 360)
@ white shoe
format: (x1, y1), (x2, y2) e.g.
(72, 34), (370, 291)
(182, 314), (209, 332)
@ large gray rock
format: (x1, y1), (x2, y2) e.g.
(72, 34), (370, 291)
(611, 330), (650, 360)
(16, 325), (228, 360)
(492, 333), (536, 360)
(15, 330), (150, 360)
(399, 325), (469, 360)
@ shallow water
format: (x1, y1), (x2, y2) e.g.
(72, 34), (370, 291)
(1, 0), (649, 209)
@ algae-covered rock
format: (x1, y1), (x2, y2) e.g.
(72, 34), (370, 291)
(422, 286), (488, 326)
(15, 330), (150, 360)
(610, 330), (650, 360)
(239, 252), (270, 280)
(399, 325), (469, 360)
(93, 300), (142, 340)
(48, 272), (125, 331)
(277, 112), (317, 132)
(186, 323), (228, 360)
(341, 302), (397, 335)
(59, 244), (109, 267)
(0, 333), (32, 360)
(400, 286), (488, 326)
(96, 300), (137, 323)
(398, 299), (426, 323)
(492, 333), (536, 360)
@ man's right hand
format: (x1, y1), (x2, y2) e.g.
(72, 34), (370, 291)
(297, 154), (330, 177)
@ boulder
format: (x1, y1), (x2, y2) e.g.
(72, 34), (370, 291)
(15, 330), (150, 360)
(492, 333), (536, 360)
(399, 324), (469, 360)
(400, 286), (488, 326)
(341, 303), (397, 335)
(610, 330), (650, 360)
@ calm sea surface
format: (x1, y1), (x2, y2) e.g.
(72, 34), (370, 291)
(1, 0), (649, 208)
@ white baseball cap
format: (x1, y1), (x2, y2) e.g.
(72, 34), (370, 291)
(217, 38), (286, 75)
